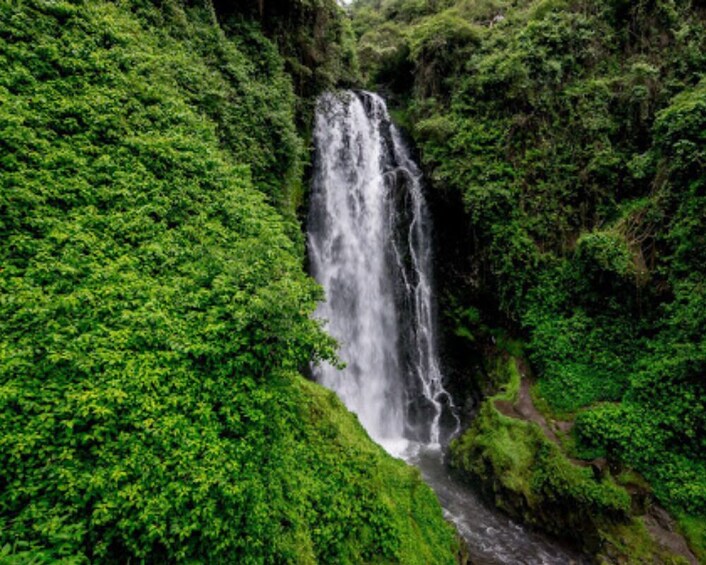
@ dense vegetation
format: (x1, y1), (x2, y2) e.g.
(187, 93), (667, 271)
(454, 357), (634, 523)
(0, 0), (458, 561)
(351, 0), (706, 559)
(452, 354), (692, 562)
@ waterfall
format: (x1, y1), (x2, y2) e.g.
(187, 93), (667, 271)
(308, 90), (459, 454)
(307, 91), (582, 565)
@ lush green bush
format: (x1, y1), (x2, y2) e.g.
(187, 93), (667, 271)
(222, 0), (360, 100)
(0, 1), (457, 561)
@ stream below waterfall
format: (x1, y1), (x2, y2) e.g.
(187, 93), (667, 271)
(308, 90), (583, 564)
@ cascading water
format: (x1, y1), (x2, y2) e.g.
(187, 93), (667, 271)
(308, 90), (584, 564)
(387, 116), (459, 447)
(308, 90), (458, 454)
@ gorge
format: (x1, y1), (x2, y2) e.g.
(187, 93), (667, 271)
(308, 90), (582, 563)
(1, 0), (704, 562)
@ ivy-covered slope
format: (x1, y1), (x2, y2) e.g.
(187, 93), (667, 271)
(0, 1), (458, 562)
(351, 0), (706, 559)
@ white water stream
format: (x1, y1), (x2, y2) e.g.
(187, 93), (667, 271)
(308, 90), (458, 453)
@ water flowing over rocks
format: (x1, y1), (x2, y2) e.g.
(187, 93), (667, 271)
(308, 90), (458, 452)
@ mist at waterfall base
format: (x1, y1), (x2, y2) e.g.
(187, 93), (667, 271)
(308, 91), (582, 564)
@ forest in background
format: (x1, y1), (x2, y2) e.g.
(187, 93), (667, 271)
(350, 0), (705, 559)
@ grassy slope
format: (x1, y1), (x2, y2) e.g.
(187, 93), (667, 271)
(0, 1), (457, 562)
(351, 0), (706, 559)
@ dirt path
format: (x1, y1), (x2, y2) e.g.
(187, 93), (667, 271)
(493, 359), (572, 451)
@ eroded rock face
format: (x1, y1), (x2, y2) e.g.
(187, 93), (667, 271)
(644, 506), (699, 565)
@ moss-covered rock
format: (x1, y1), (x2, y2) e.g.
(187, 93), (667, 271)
(450, 356), (692, 563)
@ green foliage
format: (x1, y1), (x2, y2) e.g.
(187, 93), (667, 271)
(408, 9), (481, 97)
(354, 0), (706, 553)
(352, 0), (477, 89)
(450, 358), (632, 553)
(576, 404), (706, 515)
(357, 20), (411, 87)
(575, 231), (634, 277)
(677, 513), (706, 564)
(0, 1), (457, 561)
(529, 308), (637, 412)
(295, 381), (458, 565)
(225, 0), (360, 98)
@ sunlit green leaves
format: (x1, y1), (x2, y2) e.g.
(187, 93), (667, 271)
(0, 0), (456, 562)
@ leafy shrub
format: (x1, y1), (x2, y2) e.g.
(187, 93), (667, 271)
(575, 231), (634, 277)
(0, 1), (457, 561)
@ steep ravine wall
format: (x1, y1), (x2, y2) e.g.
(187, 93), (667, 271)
(350, 0), (706, 561)
(397, 104), (700, 564)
